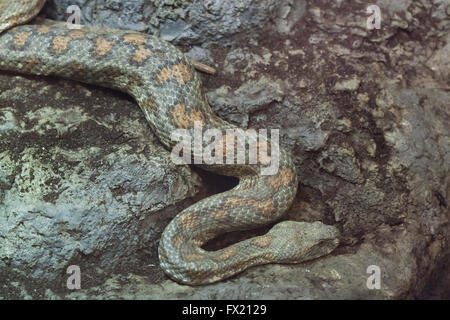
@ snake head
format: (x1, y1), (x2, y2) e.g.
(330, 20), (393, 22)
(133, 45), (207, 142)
(269, 221), (340, 264)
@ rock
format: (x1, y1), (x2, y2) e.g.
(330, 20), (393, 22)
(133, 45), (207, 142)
(207, 75), (285, 127)
(222, 47), (273, 77)
(43, 0), (283, 45)
(426, 33), (450, 82)
(275, 0), (307, 34)
(200, 0), (448, 299)
(185, 46), (214, 66)
(419, 252), (450, 299)
(334, 78), (361, 92)
(318, 144), (364, 184)
(0, 74), (203, 296)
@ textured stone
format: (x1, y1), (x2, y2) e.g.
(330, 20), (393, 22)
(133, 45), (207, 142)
(43, 0), (283, 45)
(334, 78), (361, 91)
(0, 74), (202, 294)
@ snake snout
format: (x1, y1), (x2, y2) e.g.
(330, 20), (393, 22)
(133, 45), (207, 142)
(269, 221), (340, 263)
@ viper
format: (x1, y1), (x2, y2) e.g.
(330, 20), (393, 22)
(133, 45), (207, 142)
(0, 0), (339, 285)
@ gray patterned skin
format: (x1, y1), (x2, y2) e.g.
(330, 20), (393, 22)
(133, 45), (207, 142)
(0, 0), (339, 285)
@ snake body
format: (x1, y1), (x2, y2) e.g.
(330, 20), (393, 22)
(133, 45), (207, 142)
(0, 0), (339, 285)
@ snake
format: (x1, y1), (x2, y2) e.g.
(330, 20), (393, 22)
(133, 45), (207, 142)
(0, 0), (339, 285)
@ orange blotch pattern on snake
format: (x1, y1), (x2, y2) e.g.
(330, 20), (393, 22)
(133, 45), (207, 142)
(133, 46), (153, 63)
(157, 63), (192, 85)
(94, 37), (114, 56)
(267, 167), (295, 191)
(224, 197), (276, 216)
(214, 246), (238, 262)
(171, 103), (205, 129)
(13, 31), (30, 47)
(52, 35), (71, 54)
(123, 33), (146, 45)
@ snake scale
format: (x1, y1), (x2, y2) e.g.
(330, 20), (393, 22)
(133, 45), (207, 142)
(0, 0), (339, 285)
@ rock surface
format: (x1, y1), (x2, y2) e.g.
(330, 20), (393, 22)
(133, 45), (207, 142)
(0, 74), (203, 297)
(1, 0), (449, 299)
(43, 0), (285, 45)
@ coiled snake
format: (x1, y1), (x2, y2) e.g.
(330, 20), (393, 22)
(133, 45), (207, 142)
(0, 0), (339, 285)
